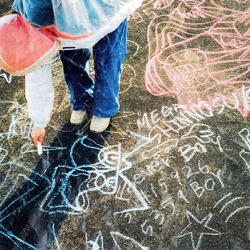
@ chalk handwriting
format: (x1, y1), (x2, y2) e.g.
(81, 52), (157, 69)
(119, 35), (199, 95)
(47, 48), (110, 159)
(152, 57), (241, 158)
(85, 231), (104, 250)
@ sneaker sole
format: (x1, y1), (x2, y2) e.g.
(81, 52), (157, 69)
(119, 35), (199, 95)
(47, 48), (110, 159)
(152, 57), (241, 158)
(70, 116), (88, 125)
(90, 120), (110, 133)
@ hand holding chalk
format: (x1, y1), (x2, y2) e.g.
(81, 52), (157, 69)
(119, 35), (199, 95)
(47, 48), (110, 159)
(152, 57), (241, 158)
(31, 127), (45, 150)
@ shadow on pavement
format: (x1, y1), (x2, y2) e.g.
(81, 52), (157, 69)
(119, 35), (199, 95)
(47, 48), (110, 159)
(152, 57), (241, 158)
(0, 121), (111, 249)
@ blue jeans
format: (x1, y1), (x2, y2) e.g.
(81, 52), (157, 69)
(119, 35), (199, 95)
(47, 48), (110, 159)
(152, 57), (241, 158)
(60, 19), (127, 118)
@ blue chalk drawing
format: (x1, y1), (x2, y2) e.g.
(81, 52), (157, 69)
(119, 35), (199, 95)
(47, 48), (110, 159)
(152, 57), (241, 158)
(41, 134), (150, 215)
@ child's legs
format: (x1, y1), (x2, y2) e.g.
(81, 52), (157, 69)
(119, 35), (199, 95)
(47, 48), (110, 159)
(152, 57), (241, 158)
(92, 19), (128, 118)
(60, 49), (94, 111)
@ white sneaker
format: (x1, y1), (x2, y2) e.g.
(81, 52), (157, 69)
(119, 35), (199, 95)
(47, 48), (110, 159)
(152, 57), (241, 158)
(90, 115), (110, 133)
(70, 110), (87, 125)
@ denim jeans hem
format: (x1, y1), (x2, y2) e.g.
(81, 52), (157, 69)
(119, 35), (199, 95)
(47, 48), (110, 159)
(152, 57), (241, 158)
(72, 107), (86, 111)
(71, 99), (92, 112)
(92, 109), (119, 118)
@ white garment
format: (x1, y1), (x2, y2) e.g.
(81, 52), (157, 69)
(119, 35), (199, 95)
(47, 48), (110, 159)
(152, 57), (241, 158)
(25, 64), (54, 128)
(55, 0), (143, 50)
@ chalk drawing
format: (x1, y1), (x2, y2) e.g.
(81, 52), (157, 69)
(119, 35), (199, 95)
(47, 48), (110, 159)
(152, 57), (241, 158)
(238, 128), (250, 150)
(111, 231), (148, 250)
(41, 135), (149, 215)
(132, 101), (249, 248)
(0, 100), (68, 165)
(0, 101), (32, 140)
(0, 161), (49, 249)
(141, 220), (153, 236)
(136, 104), (242, 174)
(150, 182), (158, 197)
(145, 0), (250, 116)
(0, 1), (249, 249)
(84, 230), (149, 249)
(0, 224), (38, 250)
(149, 209), (165, 225)
(238, 128), (250, 171)
(127, 39), (140, 57)
(213, 192), (250, 223)
(177, 211), (221, 250)
(160, 197), (175, 216)
(180, 162), (225, 199)
(153, 0), (175, 9)
(178, 190), (190, 203)
(0, 68), (12, 84)
(239, 150), (250, 172)
(124, 212), (132, 224)
(136, 112), (222, 162)
(0, 147), (8, 164)
(0, 103), (249, 248)
(225, 206), (250, 223)
(52, 222), (61, 250)
(0, 164), (50, 223)
(85, 231), (104, 250)
(120, 64), (137, 94)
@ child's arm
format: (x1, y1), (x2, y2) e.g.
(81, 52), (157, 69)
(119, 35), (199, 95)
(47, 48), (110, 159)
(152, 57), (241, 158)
(25, 64), (54, 147)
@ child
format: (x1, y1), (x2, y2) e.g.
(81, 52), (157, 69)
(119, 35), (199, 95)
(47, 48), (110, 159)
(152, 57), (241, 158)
(12, 0), (142, 147)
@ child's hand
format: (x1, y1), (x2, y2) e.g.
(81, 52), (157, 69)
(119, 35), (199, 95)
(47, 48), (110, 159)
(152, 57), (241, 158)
(31, 127), (46, 148)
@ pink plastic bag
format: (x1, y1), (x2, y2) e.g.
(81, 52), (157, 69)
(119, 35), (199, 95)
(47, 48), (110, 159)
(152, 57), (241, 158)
(0, 14), (59, 76)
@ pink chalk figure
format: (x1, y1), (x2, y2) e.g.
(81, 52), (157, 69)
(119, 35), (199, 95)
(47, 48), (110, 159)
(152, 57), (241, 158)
(130, 0), (174, 23)
(153, 0), (175, 9)
(145, 0), (250, 115)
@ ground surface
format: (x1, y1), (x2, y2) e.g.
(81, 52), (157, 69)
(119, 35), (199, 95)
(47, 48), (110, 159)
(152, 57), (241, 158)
(0, 1), (250, 250)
